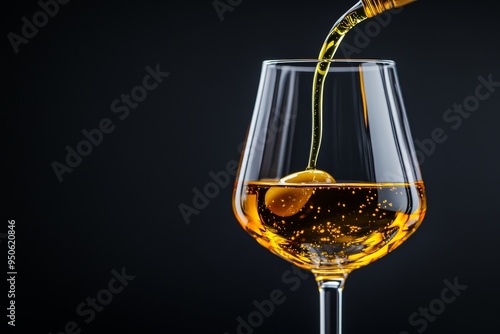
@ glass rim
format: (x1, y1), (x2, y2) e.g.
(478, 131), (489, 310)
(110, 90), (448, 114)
(262, 58), (396, 66)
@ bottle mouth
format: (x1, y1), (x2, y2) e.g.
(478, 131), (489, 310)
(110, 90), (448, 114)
(362, 0), (417, 17)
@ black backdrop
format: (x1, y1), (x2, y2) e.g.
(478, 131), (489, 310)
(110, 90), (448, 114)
(3, 0), (500, 333)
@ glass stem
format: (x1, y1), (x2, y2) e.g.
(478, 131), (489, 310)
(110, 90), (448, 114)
(319, 279), (345, 334)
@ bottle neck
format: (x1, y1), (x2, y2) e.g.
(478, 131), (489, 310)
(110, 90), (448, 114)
(362, 0), (416, 17)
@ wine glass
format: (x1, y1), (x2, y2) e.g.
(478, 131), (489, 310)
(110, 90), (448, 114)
(232, 59), (426, 334)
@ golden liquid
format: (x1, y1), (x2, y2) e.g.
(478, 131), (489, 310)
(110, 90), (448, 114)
(271, 4), (369, 195)
(308, 0), (417, 169)
(309, 2), (367, 169)
(233, 0), (421, 280)
(235, 181), (426, 276)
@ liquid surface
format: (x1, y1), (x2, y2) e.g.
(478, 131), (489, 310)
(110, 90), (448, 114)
(235, 181), (426, 274)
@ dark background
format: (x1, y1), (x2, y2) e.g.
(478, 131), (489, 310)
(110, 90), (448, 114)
(2, 0), (499, 333)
